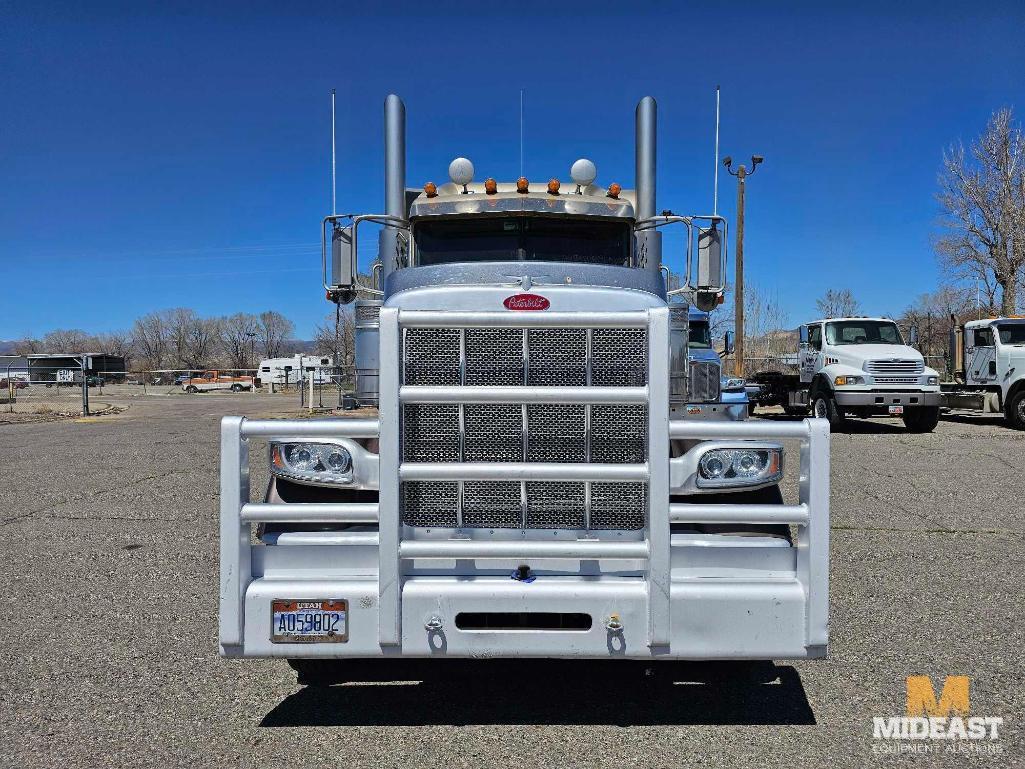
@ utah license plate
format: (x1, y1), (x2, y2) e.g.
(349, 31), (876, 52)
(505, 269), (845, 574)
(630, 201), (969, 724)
(888, 405), (904, 415)
(271, 599), (348, 643)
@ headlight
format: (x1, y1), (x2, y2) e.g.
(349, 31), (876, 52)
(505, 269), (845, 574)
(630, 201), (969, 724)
(696, 447), (783, 488)
(271, 441), (353, 485)
(927, 376), (938, 386)
(834, 375), (864, 386)
(721, 376), (745, 391)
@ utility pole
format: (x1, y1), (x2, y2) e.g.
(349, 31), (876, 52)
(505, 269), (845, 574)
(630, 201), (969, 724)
(724, 154), (763, 377)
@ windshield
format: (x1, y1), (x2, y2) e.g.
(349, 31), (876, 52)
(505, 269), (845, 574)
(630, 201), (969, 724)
(415, 216), (631, 266)
(688, 321), (712, 349)
(997, 323), (1025, 345)
(825, 320), (903, 346)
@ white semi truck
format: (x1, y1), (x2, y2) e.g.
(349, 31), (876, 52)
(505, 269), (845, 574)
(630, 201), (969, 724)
(940, 316), (1025, 429)
(218, 96), (830, 683)
(749, 317), (942, 432)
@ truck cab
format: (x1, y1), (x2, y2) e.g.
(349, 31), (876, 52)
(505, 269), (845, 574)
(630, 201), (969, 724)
(943, 317), (1025, 429)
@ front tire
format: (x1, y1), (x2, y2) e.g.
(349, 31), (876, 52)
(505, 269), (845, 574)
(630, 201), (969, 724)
(902, 405), (940, 433)
(185, 385), (199, 394)
(230, 383), (243, 392)
(811, 391), (845, 430)
(1006, 390), (1025, 430)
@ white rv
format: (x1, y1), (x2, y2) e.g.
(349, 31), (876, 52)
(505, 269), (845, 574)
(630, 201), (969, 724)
(257, 354), (336, 388)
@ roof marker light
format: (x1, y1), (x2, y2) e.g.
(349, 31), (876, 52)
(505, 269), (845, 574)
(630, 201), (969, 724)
(547, 178), (561, 195)
(606, 183), (621, 199)
(484, 178), (498, 195)
(423, 182), (438, 198)
(516, 177), (529, 194)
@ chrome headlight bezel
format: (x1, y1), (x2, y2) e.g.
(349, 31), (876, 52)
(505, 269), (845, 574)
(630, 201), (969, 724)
(721, 376), (746, 392)
(926, 375), (939, 386)
(269, 439), (376, 488)
(695, 444), (784, 489)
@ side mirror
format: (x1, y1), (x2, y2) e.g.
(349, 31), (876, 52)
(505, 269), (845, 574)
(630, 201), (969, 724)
(799, 326), (809, 346)
(330, 225), (357, 303)
(697, 225), (723, 291)
(909, 325), (919, 347)
(724, 330), (735, 355)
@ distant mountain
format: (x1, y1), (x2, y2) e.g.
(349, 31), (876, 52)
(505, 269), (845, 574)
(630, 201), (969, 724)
(0, 340), (19, 355)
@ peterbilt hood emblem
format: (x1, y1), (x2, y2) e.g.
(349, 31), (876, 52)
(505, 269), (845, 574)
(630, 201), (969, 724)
(504, 293), (550, 311)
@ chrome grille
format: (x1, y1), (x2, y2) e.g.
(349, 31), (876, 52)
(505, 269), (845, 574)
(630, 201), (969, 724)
(874, 376), (919, 385)
(688, 360), (720, 402)
(865, 359), (924, 376)
(401, 325), (648, 530)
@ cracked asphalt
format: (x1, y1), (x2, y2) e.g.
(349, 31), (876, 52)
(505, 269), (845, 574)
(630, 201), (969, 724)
(1, 395), (1021, 768)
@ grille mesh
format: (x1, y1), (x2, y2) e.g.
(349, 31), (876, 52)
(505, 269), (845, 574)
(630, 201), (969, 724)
(526, 482), (585, 529)
(866, 359), (924, 376)
(592, 329), (647, 386)
(402, 325), (649, 531)
(402, 481), (458, 527)
(589, 482), (647, 530)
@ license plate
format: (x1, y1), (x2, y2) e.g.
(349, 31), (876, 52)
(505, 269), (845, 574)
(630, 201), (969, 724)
(271, 599), (348, 643)
(888, 405), (904, 415)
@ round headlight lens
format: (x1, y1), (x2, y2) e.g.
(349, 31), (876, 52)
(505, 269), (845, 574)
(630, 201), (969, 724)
(699, 450), (731, 479)
(733, 450), (766, 478)
(286, 443), (318, 472)
(325, 448), (352, 474)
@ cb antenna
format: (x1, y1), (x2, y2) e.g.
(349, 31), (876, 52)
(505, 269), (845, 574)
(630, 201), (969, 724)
(713, 85), (721, 216)
(331, 88), (337, 215)
(519, 88), (525, 178)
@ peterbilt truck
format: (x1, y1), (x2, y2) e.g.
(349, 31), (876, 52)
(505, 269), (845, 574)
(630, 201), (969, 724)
(218, 95), (830, 681)
(749, 317), (941, 432)
(940, 316), (1025, 429)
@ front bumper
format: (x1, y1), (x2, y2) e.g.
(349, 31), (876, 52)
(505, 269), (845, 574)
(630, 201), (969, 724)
(219, 415), (830, 662)
(673, 401), (748, 421)
(834, 389), (941, 407)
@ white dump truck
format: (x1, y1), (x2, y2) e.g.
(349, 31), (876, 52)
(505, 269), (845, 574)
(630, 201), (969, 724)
(749, 317), (942, 432)
(940, 316), (1025, 429)
(218, 96), (830, 683)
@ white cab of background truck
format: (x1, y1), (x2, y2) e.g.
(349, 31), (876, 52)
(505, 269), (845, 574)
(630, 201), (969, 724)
(217, 95), (831, 684)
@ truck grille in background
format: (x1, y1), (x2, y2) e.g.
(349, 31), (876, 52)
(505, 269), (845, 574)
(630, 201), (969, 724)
(873, 376), (919, 385)
(688, 361), (720, 403)
(866, 359), (924, 376)
(401, 327), (648, 531)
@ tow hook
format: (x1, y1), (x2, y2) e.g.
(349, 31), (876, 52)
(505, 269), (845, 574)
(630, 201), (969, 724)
(424, 615), (444, 632)
(604, 613), (624, 633)
(511, 564), (535, 583)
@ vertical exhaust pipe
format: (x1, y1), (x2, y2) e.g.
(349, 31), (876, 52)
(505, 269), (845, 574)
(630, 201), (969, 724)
(635, 96), (657, 222)
(380, 94), (407, 282)
(384, 94), (406, 220)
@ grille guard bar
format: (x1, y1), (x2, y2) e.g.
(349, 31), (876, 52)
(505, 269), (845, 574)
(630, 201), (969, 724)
(220, 307), (830, 655)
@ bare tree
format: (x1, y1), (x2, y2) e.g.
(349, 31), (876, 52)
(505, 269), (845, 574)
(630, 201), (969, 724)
(257, 311), (295, 359)
(132, 311), (172, 370)
(186, 318), (222, 369)
(936, 108), (1025, 316)
(220, 312), (260, 369)
(41, 328), (93, 352)
(93, 330), (135, 369)
(166, 308), (199, 369)
(13, 337), (43, 355)
(898, 285), (977, 360)
(711, 281), (793, 374)
(314, 309), (355, 365)
(815, 289), (860, 318)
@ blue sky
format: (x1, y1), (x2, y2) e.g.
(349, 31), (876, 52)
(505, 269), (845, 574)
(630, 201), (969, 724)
(2, 1), (1023, 339)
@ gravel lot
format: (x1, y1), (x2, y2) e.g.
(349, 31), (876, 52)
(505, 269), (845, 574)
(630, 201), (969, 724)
(1, 394), (1021, 768)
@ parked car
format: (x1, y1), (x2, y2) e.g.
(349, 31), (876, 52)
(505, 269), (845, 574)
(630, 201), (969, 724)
(0, 378), (29, 390)
(183, 370), (255, 393)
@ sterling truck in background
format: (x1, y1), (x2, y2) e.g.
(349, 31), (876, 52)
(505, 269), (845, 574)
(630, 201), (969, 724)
(218, 95), (831, 682)
(940, 317), (1025, 429)
(749, 317), (941, 432)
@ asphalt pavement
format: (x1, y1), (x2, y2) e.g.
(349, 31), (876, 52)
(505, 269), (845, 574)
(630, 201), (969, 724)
(1, 394), (1021, 768)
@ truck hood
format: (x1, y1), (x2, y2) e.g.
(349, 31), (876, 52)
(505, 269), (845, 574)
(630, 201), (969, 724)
(829, 344), (923, 367)
(687, 348), (721, 365)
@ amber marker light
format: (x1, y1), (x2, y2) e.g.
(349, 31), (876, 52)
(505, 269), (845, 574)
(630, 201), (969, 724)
(484, 178), (498, 194)
(424, 182), (438, 198)
(547, 178), (561, 195)
(606, 183), (621, 199)
(516, 177), (529, 194)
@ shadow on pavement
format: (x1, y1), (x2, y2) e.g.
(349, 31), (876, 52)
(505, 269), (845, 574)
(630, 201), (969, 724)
(753, 413), (908, 435)
(260, 659), (816, 727)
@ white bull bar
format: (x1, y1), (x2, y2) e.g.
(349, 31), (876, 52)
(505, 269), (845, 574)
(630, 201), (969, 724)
(219, 307), (830, 657)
